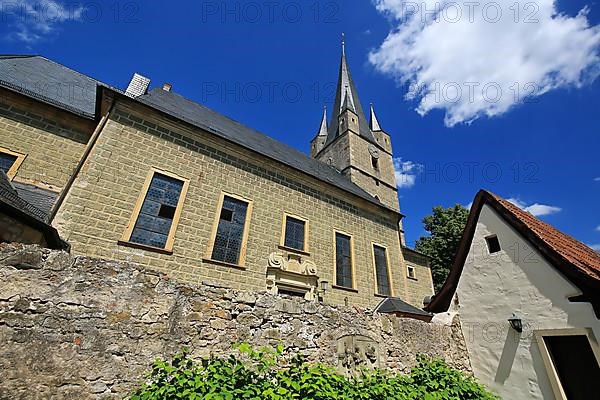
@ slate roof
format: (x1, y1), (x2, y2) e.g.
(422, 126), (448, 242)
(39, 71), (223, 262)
(137, 88), (390, 210)
(12, 181), (59, 216)
(0, 55), (99, 118)
(427, 190), (600, 315)
(0, 171), (48, 222)
(375, 297), (432, 317)
(0, 172), (65, 249)
(0, 54), (393, 213)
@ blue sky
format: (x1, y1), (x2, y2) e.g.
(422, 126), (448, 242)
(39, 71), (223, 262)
(1, 0), (599, 248)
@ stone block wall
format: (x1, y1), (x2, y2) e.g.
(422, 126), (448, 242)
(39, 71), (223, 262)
(0, 88), (93, 194)
(0, 243), (471, 400)
(405, 264), (435, 307)
(54, 99), (414, 309)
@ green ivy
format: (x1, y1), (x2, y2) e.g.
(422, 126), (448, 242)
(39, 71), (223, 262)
(129, 344), (498, 400)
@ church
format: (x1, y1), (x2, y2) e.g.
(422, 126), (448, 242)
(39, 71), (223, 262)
(0, 42), (433, 309)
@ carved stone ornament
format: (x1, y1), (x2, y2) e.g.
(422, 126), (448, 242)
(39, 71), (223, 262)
(368, 144), (379, 159)
(336, 335), (381, 376)
(266, 252), (319, 300)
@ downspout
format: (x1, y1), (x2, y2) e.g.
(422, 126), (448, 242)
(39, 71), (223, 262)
(48, 100), (115, 223)
(397, 214), (410, 301)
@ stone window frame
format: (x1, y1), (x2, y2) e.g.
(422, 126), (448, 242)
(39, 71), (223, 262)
(0, 146), (27, 180)
(119, 167), (190, 255)
(205, 191), (254, 268)
(332, 229), (357, 292)
(407, 265), (417, 280)
(534, 327), (600, 400)
(279, 212), (310, 255)
(371, 242), (394, 297)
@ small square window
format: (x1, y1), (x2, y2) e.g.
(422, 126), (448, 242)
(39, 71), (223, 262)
(485, 235), (501, 254)
(407, 265), (416, 279)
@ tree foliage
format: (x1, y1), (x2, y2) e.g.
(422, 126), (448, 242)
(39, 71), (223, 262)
(415, 205), (470, 293)
(130, 344), (497, 400)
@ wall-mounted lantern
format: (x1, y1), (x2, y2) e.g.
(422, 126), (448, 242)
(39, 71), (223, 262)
(508, 313), (523, 333)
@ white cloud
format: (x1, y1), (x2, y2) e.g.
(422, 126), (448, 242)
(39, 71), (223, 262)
(594, 177), (600, 182)
(0, 0), (84, 43)
(595, 225), (600, 232)
(506, 197), (561, 217)
(589, 244), (600, 252)
(369, 0), (600, 126)
(393, 157), (423, 188)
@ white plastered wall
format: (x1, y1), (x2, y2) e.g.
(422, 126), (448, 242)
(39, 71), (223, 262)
(452, 204), (600, 399)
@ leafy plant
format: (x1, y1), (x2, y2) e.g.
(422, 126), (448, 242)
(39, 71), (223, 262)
(129, 345), (498, 400)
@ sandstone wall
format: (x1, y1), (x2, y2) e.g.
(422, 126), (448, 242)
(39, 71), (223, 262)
(0, 244), (470, 400)
(0, 88), (93, 193)
(54, 99), (414, 309)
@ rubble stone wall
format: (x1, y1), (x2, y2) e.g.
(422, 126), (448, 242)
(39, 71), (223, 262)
(0, 244), (470, 400)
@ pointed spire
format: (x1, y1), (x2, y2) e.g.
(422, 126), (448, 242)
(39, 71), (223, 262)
(341, 86), (356, 113)
(325, 34), (377, 145)
(317, 106), (328, 137)
(369, 103), (382, 131)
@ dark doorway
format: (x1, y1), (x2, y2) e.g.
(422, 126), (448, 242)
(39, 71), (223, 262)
(544, 334), (600, 399)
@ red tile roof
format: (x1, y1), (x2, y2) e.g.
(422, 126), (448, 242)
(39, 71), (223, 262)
(427, 190), (600, 314)
(490, 192), (600, 282)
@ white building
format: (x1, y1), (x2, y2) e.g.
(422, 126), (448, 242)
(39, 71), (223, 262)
(427, 190), (600, 400)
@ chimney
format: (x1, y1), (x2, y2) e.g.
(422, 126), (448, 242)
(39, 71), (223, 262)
(162, 83), (172, 92)
(125, 73), (150, 98)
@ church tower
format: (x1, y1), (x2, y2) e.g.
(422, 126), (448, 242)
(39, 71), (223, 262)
(311, 37), (401, 216)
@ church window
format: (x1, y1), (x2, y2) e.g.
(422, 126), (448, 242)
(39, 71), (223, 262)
(0, 147), (26, 179)
(334, 231), (354, 288)
(373, 244), (391, 296)
(281, 214), (308, 252)
(208, 193), (252, 266)
(485, 235), (501, 254)
(120, 168), (189, 252)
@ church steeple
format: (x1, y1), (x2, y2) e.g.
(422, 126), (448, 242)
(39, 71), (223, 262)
(326, 36), (376, 145)
(311, 35), (400, 213)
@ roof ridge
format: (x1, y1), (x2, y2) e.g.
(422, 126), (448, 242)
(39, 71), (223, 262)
(0, 55), (39, 59)
(483, 189), (599, 255)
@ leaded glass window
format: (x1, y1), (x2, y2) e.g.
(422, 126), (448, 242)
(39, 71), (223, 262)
(284, 216), (305, 251)
(211, 196), (249, 265)
(129, 173), (184, 249)
(0, 152), (17, 175)
(373, 245), (391, 296)
(335, 232), (353, 288)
